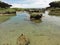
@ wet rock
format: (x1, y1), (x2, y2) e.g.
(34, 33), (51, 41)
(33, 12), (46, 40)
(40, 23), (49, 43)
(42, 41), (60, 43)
(17, 34), (30, 45)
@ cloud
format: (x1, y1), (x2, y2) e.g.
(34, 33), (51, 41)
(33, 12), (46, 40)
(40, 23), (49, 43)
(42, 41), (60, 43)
(11, 3), (49, 8)
(11, 0), (55, 8)
(2, 0), (57, 8)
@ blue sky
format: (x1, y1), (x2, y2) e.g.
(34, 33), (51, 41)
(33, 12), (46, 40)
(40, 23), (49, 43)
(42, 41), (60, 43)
(1, 0), (59, 8)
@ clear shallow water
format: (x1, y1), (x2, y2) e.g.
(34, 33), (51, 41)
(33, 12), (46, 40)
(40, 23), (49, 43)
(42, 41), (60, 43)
(0, 11), (60, 45)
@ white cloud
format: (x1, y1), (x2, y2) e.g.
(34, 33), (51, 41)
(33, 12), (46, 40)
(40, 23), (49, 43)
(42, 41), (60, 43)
(11, 0), (56, 8)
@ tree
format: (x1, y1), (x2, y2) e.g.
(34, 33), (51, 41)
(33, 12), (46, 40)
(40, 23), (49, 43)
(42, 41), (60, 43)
(49, 1), (60, 8)
(0, 1), (12, 8)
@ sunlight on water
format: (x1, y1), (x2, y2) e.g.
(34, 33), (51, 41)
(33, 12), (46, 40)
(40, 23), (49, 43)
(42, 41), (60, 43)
(0, 11), (60, 45)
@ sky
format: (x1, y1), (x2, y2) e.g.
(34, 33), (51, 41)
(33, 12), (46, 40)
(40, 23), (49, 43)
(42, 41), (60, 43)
(1, 0), (60, 8)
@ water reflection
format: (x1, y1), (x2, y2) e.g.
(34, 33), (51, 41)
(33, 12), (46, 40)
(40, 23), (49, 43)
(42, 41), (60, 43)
(30, 19), (42, 23)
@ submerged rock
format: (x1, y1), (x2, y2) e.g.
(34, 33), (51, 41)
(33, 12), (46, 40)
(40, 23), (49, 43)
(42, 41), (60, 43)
(17, 34), (30, 45)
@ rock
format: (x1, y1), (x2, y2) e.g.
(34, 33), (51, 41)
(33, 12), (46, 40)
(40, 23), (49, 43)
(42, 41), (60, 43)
(17, 34), (30, 45)
(30, 14), (42, 20)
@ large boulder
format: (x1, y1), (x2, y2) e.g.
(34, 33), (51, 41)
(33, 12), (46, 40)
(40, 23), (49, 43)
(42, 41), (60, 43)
(30, 14), (42, 20)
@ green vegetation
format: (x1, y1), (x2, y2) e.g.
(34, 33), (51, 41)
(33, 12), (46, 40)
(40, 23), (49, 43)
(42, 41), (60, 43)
(0, 1), (12, 8)
(28, 8), (45, 14)
(30, 12), (42, 16)
(0, 1), (44, 16)
(46, 1), (60, 16)
(0, 1), (16, 16)
(0, 8), (16, 16)
(0, 15), (14, 23)
(49, 1), (60, 8)
(0, 8), (16, 13)
(12, 8), (25, 11)
(49, 8), (60, 16)
(27, 8), (44, 17)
